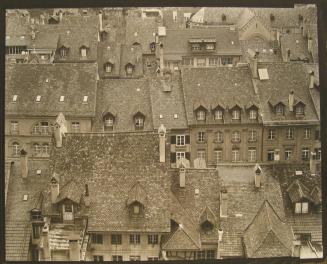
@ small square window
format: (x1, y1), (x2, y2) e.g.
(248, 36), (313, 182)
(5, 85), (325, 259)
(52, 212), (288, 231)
(83, 96), (88, 103)
(59, 96), (65, 102)
(91, 234), (103, 244)
(12, 95), (18, 102)
(36, 169), (42, 175)
(23, 194), (28, 201)
(174, 114), (178, 119)
(36, 95), (41, 102)
(159, 114), (163, 119)
(81, 48), (87, 57)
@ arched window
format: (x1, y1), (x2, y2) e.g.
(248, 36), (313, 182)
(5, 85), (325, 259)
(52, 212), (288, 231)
(126, 63), (134, 76)
(12, 142), (20, 156)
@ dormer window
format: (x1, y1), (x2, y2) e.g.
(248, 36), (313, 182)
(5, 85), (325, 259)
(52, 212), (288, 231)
(59, 47), (67, 58)
(214, 109), (223, 120)
(133, 203), (141, 215)
(196, 110), (206, 121)
(295, 104), (304, 115)
(270, 14), (275, 22)
(127, 182), (146, 217)
(83, 96), (88, 103)
(59, 95), (65, 102)
(12, 95), (18, 102)
(104, 62), (113, 73)
(126, 64), (134, 76)
(134, 113), (145, 130)
(206, 43), (215, 50)
(201, 220), (214, 231)
(249, 109), (257, 120)
(191, 43), (201, 51)
(103, 113), (115, 131)
(275, 104), (284, 116)
(80, 46), (88, 57)
(232, 109), (240, 120)
(36, 95), (41, 102)
(150, 42), (156, 53)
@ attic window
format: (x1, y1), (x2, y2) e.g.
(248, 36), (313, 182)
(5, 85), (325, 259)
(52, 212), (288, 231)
(270, 14), (275, 21)
(295, 104), (304, 115)
(232, 109), (240, 120)
(135, 115), (144, 129)
(36, 169), (42, 175)
(35, 95), (41, 102)
(83, 96), (88, 103)
(104, 62), (113, 73)
(12, 95), (18, 102)
(276, 104), (284, 116)
(126, 64), (134, 76)
(206, 43), (215, 50)
(23, 194), (28, 201)
(59, 96), (65, 102)
(150, 42), (156, 53)
(196, 109), (206, 121)
(174, 114), (178, 119)
(60, 47), (67, 58)
(159, 114), (163, 119)
(103, 113), (115, 130)
(80, 46), (87, 57)
(258, 69), (269, 80)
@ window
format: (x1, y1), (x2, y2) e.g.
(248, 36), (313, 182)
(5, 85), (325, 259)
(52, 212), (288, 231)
(196, 58), (206, 66)
(197, 131), (205, 142)
(126, 64), (134, 76)
(112, 255), (122, 261)
(214, 149), (223, 164)
(64, 204), (72, 212)
(206, 43), (215, 50)
(71, 122), (80, 133)
(267, 150), (275, 161)
(176, 135), (185, 146)
(191, 43), (201, 51)
(315, 130), (320, 140)
(33, 143), (41, 155)
(221, 57), (233, 65)
(268, 129), (276, 140)
(111, 234), (122, 245)
(33, 224), (42, 239)
(197, 150), (205, 160)
(302, 148), (310, 160)
(12, 95), (18, 102)
(59, 95), (65, 102)
(148, 257), (159, 261)
(104, 115), (114, 128)
(133, 203), (140, 215)
(105, 63), (113, 73)
(295, 202), (309, 214)
(176, 152), (185, 161)
(196, 110), (206, 121)
(31, 247), (39, 261)
(295, 105), (304, 115)
(130, 256), (141, 261)
(216, 131), (223, 143)
(135, 116), (144, 129)
(214, 109), (223, 120)
(91, 234), (103, 244)
(232, 109), (240, 120)
(232, 149), (240, 162)
(285, 149), (292, 160)
(12, 142), (20, 156)
(231, 131), (240, 143)
(36, 95), (41, 102)
(10, 121), (19, 134)
(248, 148), (256, 162)
(94, 256), (104, 262)
(83, 96), (88, 103)
(206, 250), (215, 259)
(197, 251), (205, 260)
(276, 104), (284, 115)
(40, 122), (49, 134)
(315, 148), (321, 160)
(60, 48), (67, 58)
(249, 109), (257, 119)
(209, 57), (218, 66)
(148, 234), (158, 244)
(182, 58), (193, 66)
(304, 128), (311, 139)
(81, 48), (87, 57)
(248, 130), (257, 142)
(130, 234), (140, 244)
(42, 143), (50, 156)
(286, 128), (294, 140)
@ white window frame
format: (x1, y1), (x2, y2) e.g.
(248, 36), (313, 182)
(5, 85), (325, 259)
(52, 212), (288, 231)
(249, 109), (257, 120)
(197, 131), (205, 142)
(12, 142), (20, 156)
(285, 149), (292, 160)
(249, 130), (257, 141)
(214, 150), (223, 164)
(214, 109), (223, 120)
(276, 104), (284, 115)
(33, 143), (41, 155)
(135, 116), (144, 128)
(217, 131), (223, 142)
(248, 148), (256, 162)
(296, 105), (304, 115)
(268, 129), (276, 140)
(295, 202), (309, 214)
(12, 95), (18, 102)
(206, 43), (215, 50)
(129, 234), (140, 244)
(232, 109), (240, 120)
(302, 148), (310, 160)
(83, 96), (88, 103)
(209, 57), (218, 66)
(36, 95), (41, 102)
(104, 116), (114, 127)
(40, 122), (49, 135)
(176, 135), (185, 146)
(105, 63), (112, 73)
(197, 110), (206, 121)
(176, 152), (185, 161)
(191, 43), (201, 51)
(231, 131), (240, 142)
(221, 57), (233, 65)
(232, 149), (240, 162)
(286, 128), (294, 140)
(11, 121), (19, 133)
(59, 95), (65, 102)
(60, 48), (67, 58)
(197, 150), (205, 159)
(126, 65), (134, 75)
(81, 48), (87, 57)
(304, 128), (311, 139)
(42, 143), (50, 155)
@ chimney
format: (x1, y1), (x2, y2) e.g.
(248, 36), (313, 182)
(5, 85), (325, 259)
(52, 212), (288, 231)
(288, 91), (294, 112)
(308, 37), (312, 54)
(309, 71), (315, 89)
(254, 164), (262, 188)
(310, 151), (317, 175)
(179, 167), (186, 188)
(220, 189), (228, 217)
(286, 49), (291, 62)
(54, 124), (63, 147)
(84, 184), (90, 207)
(69, 239), (81, 261)
(276, 30), (281, 45)
(31, 31), (36, 40)
(252, 53), (258, 79)
(218, 228), (223, 242)
(20, 149), (28, 178)
(50, 174), (59, 204)
(40, 223), (51, 261)
(98, 11), (103, 32)
(158, 124), (166, 162)
(59, 10), (63, 22)
(159, 43), (164, 77)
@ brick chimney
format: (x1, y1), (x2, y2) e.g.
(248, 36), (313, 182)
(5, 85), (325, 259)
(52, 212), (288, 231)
(309, 71), (315, 89)
(158, 124), (166, 163)
(20, 149), (28, 178)
(69, 239), (81, 261)
(288, 91), (295, 112)
(50, 174), (59, 204)
(179, 167), (186, 188)
(218, 228), (223, 242)
(98, 11), (103, 32)
(310, 151), (317, 175)
(254, 163), (262, 188)
(220, 189), (228, 217)
(40, 223), (51, 261)
(159, 43), (164, 77)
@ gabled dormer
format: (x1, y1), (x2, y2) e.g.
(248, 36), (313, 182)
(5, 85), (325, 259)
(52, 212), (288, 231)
(104, 61), (114, 73)
(274, 102), (285, 116)
(194, 102), (208, 121)
(133, 111), (145, 130)
(127, 182), (147, 218)
(58, 45), (69, 59)
(199, 206), (216, 232)
(211, 102), (225, 120)
(294, 101), (305, 116)
(246, 103), (259, 120)
(103, 111), (116, 131)
(80, 44), (89, 58)
(125, 63), (135, 77)
(230, 104), (242, 121)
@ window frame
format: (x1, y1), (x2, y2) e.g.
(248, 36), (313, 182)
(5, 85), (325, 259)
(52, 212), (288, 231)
(295, 104), (304, 115)
(304, 128), (311, 139)
(176, 152), (185, 161)
(93, 255), (104, 262)
(285, 149), (292, 160)
(196, 110), (206, 121)
(231, 109), (240, 120)
(214, 109), (223, 120)
(12, 142), (20, 156)
(232, 149), (240, 162)
(216, 131), (224, 143)
(176, 135), (185, 146)
(286, 128), (294, 140)
(91, 233), (103, 244)
(249, 109), (257, 120)
(231, 131), (241, 143)
(134, 116), (144, 129)
(214, 149), (223, 164)
(248, 130), (257, 142)
(302, 147), (310, 160)
(129, 234), (141, 244)
(112, 255), (123, 262)
(148, 234), (159, 245)
(197, 131), (205, 142)
(111, 234), (122, 245)
(248, 147), (257, 162)
(268, 129), (276, 140)
(10, 121), (19, 134)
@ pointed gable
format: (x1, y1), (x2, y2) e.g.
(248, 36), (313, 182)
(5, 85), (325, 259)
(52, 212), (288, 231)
(287, 179), (314, 203)
(126, 181), (147, 206)
(243, 200), (293, 258)
(55, 180), (83, 204)
(162, 226), (200, 251)
(199, 206), (216, 226)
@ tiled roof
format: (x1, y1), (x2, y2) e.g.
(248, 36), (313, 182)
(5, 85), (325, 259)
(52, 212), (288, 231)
(191, 7), (244, 25)
(97, 41), (121, 78)
(304, 63), (320, 120)
(55, 180), (84, 204)
(50, 134), (170, 232)
(6, 14), (30, 46)
(28, 27), (59, 50)
(120, 44), (144, 77)
(162, 226), (200, 250)
(254, 62), (319, 124)
(162, 7), (201, 29)
(5, 160), (51, 260)
(181, 66), (261, 125)
(5, 63), (98, 117)
(289, 214), (322, 242)
(148, 75), (188, 130)
(162, 27), (242, 57)
(94, 78), (153, 132)
(286, 179), (315, 204)
(243, 200), (293, 258)
(280, 33), (311, 61)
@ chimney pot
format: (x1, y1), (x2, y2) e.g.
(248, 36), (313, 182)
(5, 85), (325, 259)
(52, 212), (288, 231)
(309, 71), (315, 89)
(310, 151), (317, 175)
(288, 91), (294, 112)
(158, 124), (166, 162)
(218, 228), (223, 242)
(20, 149), (28, 178)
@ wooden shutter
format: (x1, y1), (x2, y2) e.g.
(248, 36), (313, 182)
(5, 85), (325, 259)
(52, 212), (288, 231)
(170, 153), (176, 163)
(185, 135), (190, 144)
(171, 135), (176, 144)
(185, 152), (190, 160)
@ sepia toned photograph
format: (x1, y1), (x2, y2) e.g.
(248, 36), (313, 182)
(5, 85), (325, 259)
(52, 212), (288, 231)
(4, 4), (323, 262)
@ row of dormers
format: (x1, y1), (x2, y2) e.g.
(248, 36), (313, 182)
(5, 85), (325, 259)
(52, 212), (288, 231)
(11, 94), (89, 103)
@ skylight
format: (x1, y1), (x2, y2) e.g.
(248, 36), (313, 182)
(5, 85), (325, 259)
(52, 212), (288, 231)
(159, 114), (163, 119)
(59, 95), (65, 102)
(258, 69), (269, 80)
(23, 194), (28, 201)
(83, 96), (88, 103)
(36, 95), (41, 102)
(174, 114), (178, 119)
(36, 169), (42, 175)
(12, 95), (18, 102)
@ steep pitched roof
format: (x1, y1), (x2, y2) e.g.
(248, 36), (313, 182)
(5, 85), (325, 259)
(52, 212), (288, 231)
(191, 7), (244, 25)
(287, 179), (314, 203)
(97, 41), (121, 78)
(162, 27), (242, 57)
(6, 14), (31, 46)
(5, 63), (98, 117)
(50, 133), (170, 232)
(280, 33), (311, 61)
(120, 44), (143, 77)
(254, 62), (319, 124)
(243, 200), (293, 258)
(162, 226), (200, 250)
(181, 66), (261, 125)
(55, 180), (84, 204)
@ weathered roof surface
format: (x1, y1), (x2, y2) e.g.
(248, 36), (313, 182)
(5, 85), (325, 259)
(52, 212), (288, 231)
(165, 168), (220, 249)
(97, 41), (121, 78)
(162, 27), (242, 57)
(254, 62), (319, 124)
(6, 160), (51, 260)
(149, 75), (188, 130)
(304, 63), (320, 120)
(280, 33), (311, 61)
(243, 200), (293, 258)
(50, 133), (170, 232)
(191, 7), (244, 25)
(162, 7), (201, 29)
(286, 179), (315, 204)
(55, 180), (84, 204)
(181, 66), (260, 125)
(240, 40), (283, 62)
(6, 14), (30, 46)
(120, 44), (144, 77)
(218, 164), (287, 258)
(5, 63), (98, 117)
(162, 226), (200, 250)
(94, 78), (153, 132)
(289, 214), (322, 242)
(28, 27), (59, 50)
